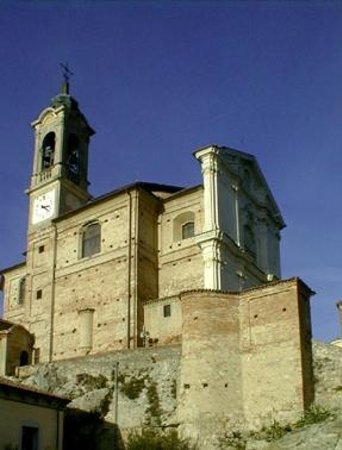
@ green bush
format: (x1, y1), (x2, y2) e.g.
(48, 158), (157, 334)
(76, 372), (107, 390)
(218, 405), (335, 448)
(118, 374), (146, 400)
(126, 428), (195, 450)
(295, 405), (333, 428)
(145, 382), (163, 426)
(258, 420), (291, 442)
(218, 430), (246, 449)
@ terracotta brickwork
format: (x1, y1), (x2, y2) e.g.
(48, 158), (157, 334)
(178, 278), (313, 444)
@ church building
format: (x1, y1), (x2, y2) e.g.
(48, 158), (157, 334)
(1, 83), (285, 368)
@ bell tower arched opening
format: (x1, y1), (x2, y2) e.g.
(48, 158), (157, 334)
(41, 132), (55, 170)
(66, 133), (81, 184)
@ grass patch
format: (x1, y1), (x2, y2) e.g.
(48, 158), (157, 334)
(76, 373), (107, 390)
(127, 428), (196, 450)
(219, 405), (334, 448)
(294, 405), (333, 427)
(250, 420), (292, 442)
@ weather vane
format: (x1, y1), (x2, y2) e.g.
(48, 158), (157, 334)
(60, 62), (74, 94)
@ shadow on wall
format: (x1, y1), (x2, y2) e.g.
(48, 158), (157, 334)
(63, 408), (124, 450)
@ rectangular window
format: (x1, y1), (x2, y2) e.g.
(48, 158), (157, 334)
(36, 289), (42, 300)
(38, 245), (45, 253)
(82, 223), (101, 258)
(163, 304), (171, 318)
(21, 426), (39, 450)
(18, 278), (26, 305)
(182, 221), (195, 239)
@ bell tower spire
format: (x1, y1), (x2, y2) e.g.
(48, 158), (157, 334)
(27, 77), (95, 229)
(60, 62), (73, 95)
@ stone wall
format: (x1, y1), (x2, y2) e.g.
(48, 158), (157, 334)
(312, 340), (342, 412)
(144, 295), (182, 346)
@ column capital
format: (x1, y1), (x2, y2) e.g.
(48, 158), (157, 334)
(193, 144), (220, 162)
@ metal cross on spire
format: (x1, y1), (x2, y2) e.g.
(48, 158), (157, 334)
(60, 62), (74, 95)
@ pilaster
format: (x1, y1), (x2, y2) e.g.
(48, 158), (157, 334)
(198, 234), (224, 290)
(194, 145), (224, 290)
(194, 145), (220, 232)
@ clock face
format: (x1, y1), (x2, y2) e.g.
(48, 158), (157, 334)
(32, 190), (55, 224)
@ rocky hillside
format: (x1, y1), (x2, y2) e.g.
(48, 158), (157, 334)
(19, 345), (180, 427)
(12, 341), (342, 449)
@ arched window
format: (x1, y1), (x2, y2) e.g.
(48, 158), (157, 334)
(173, 211), (195, 241)
(18, 277), (25, 305)
(41, 132), (55, 170)
(67, 133), (81, 184)
(81, 222), (101, 258)
(20, 350), (29, 366)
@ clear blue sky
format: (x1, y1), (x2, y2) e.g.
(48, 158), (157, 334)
(0, 2), (341, 342)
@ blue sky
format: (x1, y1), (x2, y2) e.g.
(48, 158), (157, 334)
(0, 2), (341, 342)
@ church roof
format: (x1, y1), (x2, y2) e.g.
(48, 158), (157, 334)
(0, 261), (26, 275)
(53, 181), (185, 222)
(180, 276), (315, 297)
(92, 181), (184, 203)
(0, 377), (69, 406)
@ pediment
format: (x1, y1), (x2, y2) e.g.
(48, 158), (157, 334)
(31, 106), (60, 128)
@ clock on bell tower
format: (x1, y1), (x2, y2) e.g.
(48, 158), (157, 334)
(27, 78), (95, 230)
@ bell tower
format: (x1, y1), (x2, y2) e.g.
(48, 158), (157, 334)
(27, 79), (95, 229)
